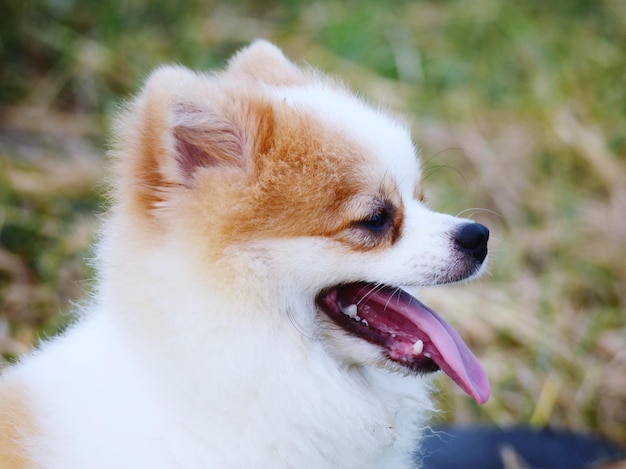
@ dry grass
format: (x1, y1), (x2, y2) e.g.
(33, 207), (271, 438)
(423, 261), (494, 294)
(1, 0), (625, 447)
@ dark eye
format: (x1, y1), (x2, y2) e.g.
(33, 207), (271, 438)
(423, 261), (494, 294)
(360, 208), (391, 232)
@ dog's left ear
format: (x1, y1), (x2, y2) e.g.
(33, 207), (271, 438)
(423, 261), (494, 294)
(171, 101), (258, 178)
(113, 64), (274, 216)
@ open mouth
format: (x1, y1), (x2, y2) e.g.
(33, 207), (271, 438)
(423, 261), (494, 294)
(315, 283), (490, 404)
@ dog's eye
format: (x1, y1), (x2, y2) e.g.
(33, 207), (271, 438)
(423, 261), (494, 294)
(360, 208), (391, 232)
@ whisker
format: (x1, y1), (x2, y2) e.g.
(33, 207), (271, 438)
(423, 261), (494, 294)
(390, 285), (401, 307)
(286, 307), (317, 340)
(455, 207), (501, 219)
(355, 282), (385, 306)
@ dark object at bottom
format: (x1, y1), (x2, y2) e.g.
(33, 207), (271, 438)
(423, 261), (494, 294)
(420, 426), (625, 469)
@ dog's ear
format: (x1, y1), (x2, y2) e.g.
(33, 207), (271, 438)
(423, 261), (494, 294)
(113, 64), (274, 215)
(171, 102), (251, 178)
(226, 40), (305, 86)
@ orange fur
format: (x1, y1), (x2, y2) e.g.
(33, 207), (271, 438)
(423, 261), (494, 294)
(0, 379), (37, 469)
(111, 52), (407, 258)
(184, 101), (405, 254)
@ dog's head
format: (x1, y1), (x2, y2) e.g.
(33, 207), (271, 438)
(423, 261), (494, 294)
(110, 41), (489, 404)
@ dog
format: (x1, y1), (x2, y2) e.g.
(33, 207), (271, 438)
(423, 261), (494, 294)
(0, 41), (489, 468)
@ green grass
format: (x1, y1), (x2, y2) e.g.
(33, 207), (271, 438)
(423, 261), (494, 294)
(2, 0), (625, 446)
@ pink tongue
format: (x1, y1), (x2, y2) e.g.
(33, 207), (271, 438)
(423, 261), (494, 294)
(339, 285), (490, 404)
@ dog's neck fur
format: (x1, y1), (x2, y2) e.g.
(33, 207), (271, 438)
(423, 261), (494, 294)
(90, 216), (433, 468)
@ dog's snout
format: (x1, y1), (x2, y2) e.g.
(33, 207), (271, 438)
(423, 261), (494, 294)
(454, 223), (489, 263)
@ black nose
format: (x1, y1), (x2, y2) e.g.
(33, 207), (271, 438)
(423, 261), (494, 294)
(454, 223), (489, 263)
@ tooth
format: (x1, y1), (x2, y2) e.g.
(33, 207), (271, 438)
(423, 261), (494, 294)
(340, 304), (358, 319)
(424, 352), (432, 359)
(412, 340), (424, 355)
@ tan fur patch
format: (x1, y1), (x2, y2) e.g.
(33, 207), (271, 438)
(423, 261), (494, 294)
(186, 100), (404, 254)
(113, 46), (410, 257)
(132, 78), (185, 215)
(0, 378), (38, 469)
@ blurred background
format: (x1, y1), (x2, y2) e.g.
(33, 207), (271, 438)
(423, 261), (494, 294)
(1, 0), (625, 449)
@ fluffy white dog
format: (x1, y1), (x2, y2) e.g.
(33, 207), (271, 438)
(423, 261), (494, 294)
(0, 41), (489, 468)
